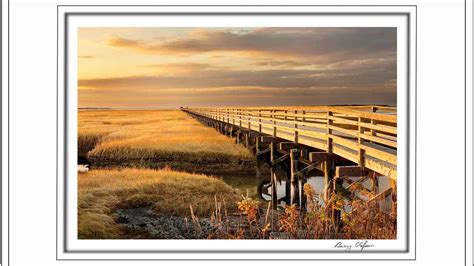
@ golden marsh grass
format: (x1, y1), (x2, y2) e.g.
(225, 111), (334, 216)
(78, 110), (254, 172)
(78, 168), (239, 239)
(77, 109), (395, 240)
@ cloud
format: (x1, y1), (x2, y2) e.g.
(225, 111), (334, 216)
(141, 63), (228, 73)
(79, 63), (395, 91)
(80, 27), (397, 107)
(106, 36), (143, 48)
(78, 58), (396, 108)
(106, 28), (396, 63)
(255, 60), (310, 67)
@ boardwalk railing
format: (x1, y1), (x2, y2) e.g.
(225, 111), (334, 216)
(182, 106), (397, 181)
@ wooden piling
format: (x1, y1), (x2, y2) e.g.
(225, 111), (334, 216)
(376, 175), (392, 213)
(270, 142), (278, 210)
(323, 154), (341, 229)
(289, 149), (298, 205)
(255, 136), (261, 177)
(323, 155), (334, 202)
(255, 136), (260, 154)
(245, 132), (250, 148)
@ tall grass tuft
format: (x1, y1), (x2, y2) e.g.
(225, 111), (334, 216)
(78, 168), (239, 239)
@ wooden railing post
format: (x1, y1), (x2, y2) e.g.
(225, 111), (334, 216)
(239, 109), (242, 128)
(358, 116), (365, 168)
(294, 110), (298, 143)
(272, 110), (277, 137)
(258, 110), (262, 133)
(370, 106), (378, 142)
(232, 108), (235, 126)
(327, 111), (333, 154)
(248, 109), (251, 130)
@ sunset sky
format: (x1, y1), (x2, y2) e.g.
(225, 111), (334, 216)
(78, 27), (396, 109)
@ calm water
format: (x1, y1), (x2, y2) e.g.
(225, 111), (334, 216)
(219, 174), (326, 205)
(218, 166), (386, 213)
(219, 174), (264, 199)
(259, 176), (326, 205)
(222, 174), (382, 214)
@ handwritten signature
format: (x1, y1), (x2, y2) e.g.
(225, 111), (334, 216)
(334, 240), (375, 252)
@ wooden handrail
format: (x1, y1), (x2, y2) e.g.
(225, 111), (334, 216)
(182, 106), (397, 180)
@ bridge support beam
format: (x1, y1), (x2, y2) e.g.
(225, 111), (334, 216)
(279, 142), (300, 150)
(309, 152), (329, 162)
(335, 166), (369, 178)
(260, 136), (276, 144)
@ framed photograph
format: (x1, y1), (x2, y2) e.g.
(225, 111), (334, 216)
(56, 5), (416, 260)
(2, 0), (472, 264)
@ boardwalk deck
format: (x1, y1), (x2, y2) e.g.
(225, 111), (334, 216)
(182, 106), (397, 181)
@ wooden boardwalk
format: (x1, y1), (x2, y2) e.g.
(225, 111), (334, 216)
(182, 106), (397, 210)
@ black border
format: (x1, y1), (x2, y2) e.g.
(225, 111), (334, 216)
(55, 4), (417, 261)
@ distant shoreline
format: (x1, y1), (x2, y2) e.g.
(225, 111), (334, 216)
(78, 107), (180, 111)
(79, 104), (397, 111)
